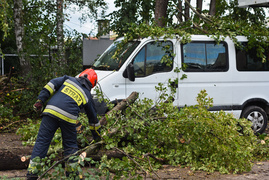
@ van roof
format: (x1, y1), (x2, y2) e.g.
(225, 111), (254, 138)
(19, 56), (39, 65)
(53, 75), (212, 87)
(115, 35), (249, 42)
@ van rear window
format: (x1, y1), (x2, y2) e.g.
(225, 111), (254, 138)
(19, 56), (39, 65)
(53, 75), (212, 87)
(182, 42), (228, 72)
(236, 43), (269, 71)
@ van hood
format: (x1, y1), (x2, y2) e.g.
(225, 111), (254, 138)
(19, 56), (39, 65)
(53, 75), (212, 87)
(76, 70), (115, 82)
(95, 70), (115, 82)
(90, 70), (115, 96)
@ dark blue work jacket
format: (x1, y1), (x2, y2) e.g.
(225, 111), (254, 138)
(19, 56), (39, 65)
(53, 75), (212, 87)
(38, 75), (100, 129)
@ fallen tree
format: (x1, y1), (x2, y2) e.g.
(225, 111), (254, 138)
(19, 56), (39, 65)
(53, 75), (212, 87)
(99, 91), (139, 126)
(14, 89), (267, 180)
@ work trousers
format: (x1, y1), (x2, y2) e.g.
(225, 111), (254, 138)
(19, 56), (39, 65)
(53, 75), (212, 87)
(31, 115), (78, 160)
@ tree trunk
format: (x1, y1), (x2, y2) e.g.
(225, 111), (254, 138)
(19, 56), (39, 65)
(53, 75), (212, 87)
(184, 0), (191, 21)
(196, 0), (203, 13)
(80, 142), (125, 162)
(57, 0), (65, 64)
(100, 92), (139, 126)
(13, 0), (30, 76)
(154, 0), (169, 27)
(209, 0), (216, 16)
(0, 134), (32, 170)
(177, 0), (183, 23)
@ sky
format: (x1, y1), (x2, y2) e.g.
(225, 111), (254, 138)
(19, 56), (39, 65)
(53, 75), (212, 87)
(63, 0), (209, 36)
(64, 0), (268, 36)
(64, 0), (118, 36)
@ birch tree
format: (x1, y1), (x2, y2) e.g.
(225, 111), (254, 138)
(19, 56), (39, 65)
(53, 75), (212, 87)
(57, 0), (65, 64)
(13, 0), (29, 75)
(11, 0), (107, 76)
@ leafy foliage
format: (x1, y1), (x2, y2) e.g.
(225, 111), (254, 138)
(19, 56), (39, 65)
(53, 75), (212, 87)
(0, 0), (106, 120)
(109, 0), (269, 60)
(0, 0), (11, 43)
(252, 134), (269, 161)
(15, 85), (265, 179)
(100, 89), (256, 175)
(109, 0), (155, 36)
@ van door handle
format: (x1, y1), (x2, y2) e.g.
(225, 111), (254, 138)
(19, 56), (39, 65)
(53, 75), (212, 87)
(114, 84), (119, 88)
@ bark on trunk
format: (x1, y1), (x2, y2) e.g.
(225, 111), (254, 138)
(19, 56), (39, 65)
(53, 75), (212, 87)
(209, 0), (216, 16)
(13, 0), (30, 76)
(154, 0), (169, 27)
(196, 0), (203, 13)
(79, 141), (125, 162)
(57, 0), (65, 64)
(177, 0), (183, 23)
(184, 0), (191, 21)
(0, 134), (32, 170)
(0, 148), (32, 170)
(100, 91), (139, 126)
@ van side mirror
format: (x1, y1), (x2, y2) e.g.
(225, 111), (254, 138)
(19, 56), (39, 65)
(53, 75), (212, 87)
(123, 63), (135, 81)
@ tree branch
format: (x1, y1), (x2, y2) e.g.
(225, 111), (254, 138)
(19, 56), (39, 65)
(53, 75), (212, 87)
(145, 155), (161, 179)
(183, 0), (213, 23)
(173, 1), (209, 34)
(113, 147), (147, 176)
(100, 92), (138, 126)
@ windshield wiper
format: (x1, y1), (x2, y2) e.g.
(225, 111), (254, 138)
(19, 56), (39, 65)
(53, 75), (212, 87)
(94, 65), (111, 70)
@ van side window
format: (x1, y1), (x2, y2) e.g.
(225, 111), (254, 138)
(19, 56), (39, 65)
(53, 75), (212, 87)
(236, 43), (269, 71)
(182, 42), (228, 72)
(133, 41), (173, 77)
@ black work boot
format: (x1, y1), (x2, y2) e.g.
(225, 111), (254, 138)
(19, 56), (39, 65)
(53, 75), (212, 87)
(26, 172), (38, 180)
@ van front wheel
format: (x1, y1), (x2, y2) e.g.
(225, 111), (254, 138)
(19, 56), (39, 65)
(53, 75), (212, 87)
(242, 106), (268, 134)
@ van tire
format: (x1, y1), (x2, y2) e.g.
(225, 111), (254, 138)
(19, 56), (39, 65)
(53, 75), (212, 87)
(242, 106), (268, 134)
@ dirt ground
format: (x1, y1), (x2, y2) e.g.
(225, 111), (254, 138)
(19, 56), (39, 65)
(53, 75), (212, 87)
(1, 133), (269, 180)
(1, 161), (269, 179)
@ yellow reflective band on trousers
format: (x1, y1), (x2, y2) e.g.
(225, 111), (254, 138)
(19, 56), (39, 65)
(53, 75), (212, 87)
(43, 108), (77, 124)
(63, 81), (87, 105)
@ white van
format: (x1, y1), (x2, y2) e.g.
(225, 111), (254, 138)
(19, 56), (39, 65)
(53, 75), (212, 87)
(88, 35), (269, 134)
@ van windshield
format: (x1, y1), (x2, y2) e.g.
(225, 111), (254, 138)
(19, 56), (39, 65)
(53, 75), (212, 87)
(93, 41), (140, 71)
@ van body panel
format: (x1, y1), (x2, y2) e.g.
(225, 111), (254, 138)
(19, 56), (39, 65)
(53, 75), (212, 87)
(95, 70), (126, 102)
(177, 37), (233, 108)
(232, 77), (269, 107)
(125, 71), (177, 101)
(178, 74), (233, 107)
(95, 70), (115, 82)
(88, 35), (269, 133)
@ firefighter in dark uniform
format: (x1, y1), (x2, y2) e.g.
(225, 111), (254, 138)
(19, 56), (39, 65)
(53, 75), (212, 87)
(27, 69), (100, 180)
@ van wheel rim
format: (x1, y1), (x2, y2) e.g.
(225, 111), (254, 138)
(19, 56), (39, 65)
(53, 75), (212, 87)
(247, 111), (264, 132)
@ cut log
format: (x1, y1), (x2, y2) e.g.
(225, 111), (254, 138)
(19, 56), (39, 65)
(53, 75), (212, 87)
(0, 134), (32, 170)
(79, 141), (104, 162)
(100, 91), (138, 126)
(21, 155), (31, 162)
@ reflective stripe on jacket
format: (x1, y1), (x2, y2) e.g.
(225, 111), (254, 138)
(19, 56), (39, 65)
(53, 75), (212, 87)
(38, 75), (100, 128)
